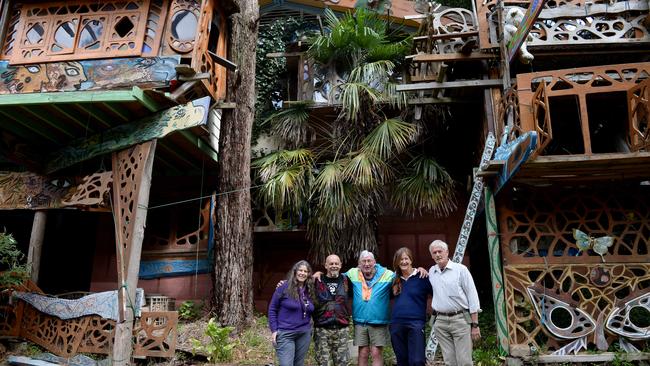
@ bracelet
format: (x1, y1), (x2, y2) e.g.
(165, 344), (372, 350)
(470, 322), (479, 328)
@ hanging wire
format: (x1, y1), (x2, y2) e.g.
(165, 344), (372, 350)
(194, 158), (206, 299)
(147, 183), (264, 210)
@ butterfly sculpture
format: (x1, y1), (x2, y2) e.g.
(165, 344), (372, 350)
(572, 229), (614, 262)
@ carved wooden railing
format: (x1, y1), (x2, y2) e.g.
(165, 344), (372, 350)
(478, 0), (650, 50)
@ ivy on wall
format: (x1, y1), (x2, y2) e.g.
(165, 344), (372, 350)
(253, 17), (312, 144)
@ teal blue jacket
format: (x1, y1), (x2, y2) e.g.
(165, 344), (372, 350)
(346, 264), (395, 325)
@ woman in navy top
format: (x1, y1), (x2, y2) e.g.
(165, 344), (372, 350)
(390, 247), (433, 366)
(268, 260), (316, 366)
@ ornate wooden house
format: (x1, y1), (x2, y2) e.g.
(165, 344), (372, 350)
(399, 0), (650, 362)
(0, 0), (232, 361)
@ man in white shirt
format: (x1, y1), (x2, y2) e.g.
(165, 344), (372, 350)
(428, 240), (481, 366)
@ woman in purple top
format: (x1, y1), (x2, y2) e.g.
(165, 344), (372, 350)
(268, 260), (316, 366)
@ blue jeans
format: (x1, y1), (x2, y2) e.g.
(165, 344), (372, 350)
(275, 329), (311, 366)
(389, 321), (426, 366)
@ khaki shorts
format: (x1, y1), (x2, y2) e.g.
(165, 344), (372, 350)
(353, 324), (389, 347)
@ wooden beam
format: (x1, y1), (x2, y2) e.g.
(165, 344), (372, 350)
(213, 102), (237, 109)
(410, 52), (498, 62)
(0, 109), (59, 144)
(397, 79), (503, 92)
(101, 102), (131, 122)
(413, 31), (479, 41)
(45, 97), (211, 174)
(178, 72), (211, 81)
(266, 51), (304, 58)
(207, 50), (238, 71)
(75, 104), (114, 129)
(27, 211), (46, 285)
(49, 104), (95, 132)
(179, 130), (219, 163)
(0, 89), (139, 105)
(131, 86), (164, 112)
(406, 97), (475, 104)
(19, 105), (76, 138)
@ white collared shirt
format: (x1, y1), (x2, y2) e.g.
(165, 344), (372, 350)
(428, 261), (481, 314)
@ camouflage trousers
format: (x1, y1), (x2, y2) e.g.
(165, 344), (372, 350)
(313, 326), (350, 366)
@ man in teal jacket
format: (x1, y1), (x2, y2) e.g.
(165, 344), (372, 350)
(346, 250), (395, 366)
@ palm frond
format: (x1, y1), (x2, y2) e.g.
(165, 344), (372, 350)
(343, 150), (391, 187)
(259, 163), (313, 211)
(390, 155), (457, 217)
(361, 118), (417, 159)
(348, 60), (394, 85)
(253, 148), (314, 182)
(265, 102), (313, 146)
(338, 82), (382, 121)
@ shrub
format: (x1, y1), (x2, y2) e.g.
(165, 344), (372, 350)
(191, 317), (237, 362)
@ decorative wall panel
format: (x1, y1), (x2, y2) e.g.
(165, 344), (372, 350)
(0, 56), (178, 94)
(504, 264), (650, 352)
(499, 185), (650, 265)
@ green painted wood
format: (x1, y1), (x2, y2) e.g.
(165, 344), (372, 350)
(20, 105), (76, 138)
(157, 141), (200, 170)
(484, 186), (510, 356)
(101, 102), (131, 122)
(50, 105), (96, 132)
(131, 86), (163, 112)
(75, 103), (116, 128)
(0, 109), (59, 144)
(0, 90), (138, 105)
(45, 97), (211, 174)
(179, 130), (219, 162)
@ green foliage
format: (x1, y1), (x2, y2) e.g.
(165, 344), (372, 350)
(0, 231), (29, 288)
(191, 318), (237, 363)
(178, 300), (202, 321)
(256, 8), (457, 262)
(254, 17), (311, 143)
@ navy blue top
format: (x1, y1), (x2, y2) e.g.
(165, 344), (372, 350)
(391, 275), (432, 323)
(268, 282), (315, 333)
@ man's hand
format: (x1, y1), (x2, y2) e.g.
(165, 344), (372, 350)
(471, 326), (481, 341)
(416, 267), (428, 278)
(313, 271), (323, 281)
(272, 331), (277, 345)
(276, 280), (286, 289)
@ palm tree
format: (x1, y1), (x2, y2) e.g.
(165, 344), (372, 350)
(255, 8), (457, 261)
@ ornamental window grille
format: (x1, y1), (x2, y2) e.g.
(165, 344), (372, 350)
(4, 0), (151, 64)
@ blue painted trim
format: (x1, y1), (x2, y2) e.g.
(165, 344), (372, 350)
(139, 259), (212, 279)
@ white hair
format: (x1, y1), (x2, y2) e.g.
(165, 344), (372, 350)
(359, 250), (375, 261)
(429, 240), (448, 254)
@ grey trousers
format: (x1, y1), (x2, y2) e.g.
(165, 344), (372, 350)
(433, 314), (473, 366)
(275, 329), (312, 366)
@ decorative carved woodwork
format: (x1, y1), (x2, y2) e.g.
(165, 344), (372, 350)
(478, 0), (650, 50)
(61, 171), (112, 208)
(133, 311), (178, 357)
(8, 0), (151, 64)
(143, 196), (212, 253)
(165, 0), (200, 54)
(0, 171), (111, 209)
(517, 62), (650, 155)
(531, 81), (551, 155)
(627, 78), (650, 151)
(192, 0), (228, 100)
(499, 184), (650, 265)
(144, 0), (169, 56)
(504, 264), (650, 352)
(46, 96), (209, 174)
(1, 300), (178, 358)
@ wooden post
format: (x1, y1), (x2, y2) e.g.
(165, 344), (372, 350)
(484, 186), (510, 356)
(27, 210), (46, 284)
(111, 140), (157, 365)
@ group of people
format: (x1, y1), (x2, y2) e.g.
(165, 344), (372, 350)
(267, 240), (481, 366)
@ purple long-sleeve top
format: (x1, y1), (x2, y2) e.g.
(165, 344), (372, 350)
(268, 282), (314, 333)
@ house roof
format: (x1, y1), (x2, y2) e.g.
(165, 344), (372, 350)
(259, 0), (424, 27)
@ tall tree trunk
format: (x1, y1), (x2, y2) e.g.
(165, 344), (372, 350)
(214, 0), (258, 331)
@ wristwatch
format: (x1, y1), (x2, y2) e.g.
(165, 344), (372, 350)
(470, 322), (479, 328)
